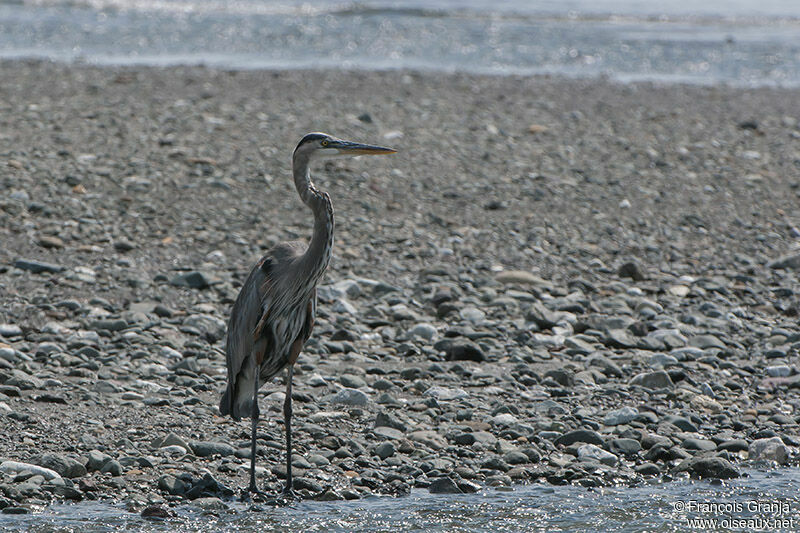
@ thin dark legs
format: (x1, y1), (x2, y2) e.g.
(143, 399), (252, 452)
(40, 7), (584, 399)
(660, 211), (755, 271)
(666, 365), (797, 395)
(283, 364), (295, 497)
(245, 363), (296, 501)
(248, 371), (260, 494)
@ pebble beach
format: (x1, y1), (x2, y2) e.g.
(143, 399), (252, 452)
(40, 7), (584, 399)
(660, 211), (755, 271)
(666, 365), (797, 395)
(1, 59), (800, 514)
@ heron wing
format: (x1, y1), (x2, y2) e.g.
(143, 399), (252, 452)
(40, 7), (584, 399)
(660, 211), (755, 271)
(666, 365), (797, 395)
(221, 241), (310, 419)
(286, 288), (317, 366)
(224, 254), (274, 388)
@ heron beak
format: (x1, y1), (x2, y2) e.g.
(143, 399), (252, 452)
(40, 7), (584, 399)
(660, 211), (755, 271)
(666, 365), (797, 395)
(332, 140), (397, 155)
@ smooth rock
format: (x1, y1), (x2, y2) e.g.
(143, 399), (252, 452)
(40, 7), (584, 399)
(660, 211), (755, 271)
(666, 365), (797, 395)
(14, 259), (64, 274)
(766, 365), (792, 377)
(157, 432), (192, 452)
(554, 429), (604, 447)
(577, 444), (618, 466)
(673, 456), (739, 479)
(767, 253), (800, 270)
(428, 477), (462, 494)
(610, 438), (642, 456)
(0, 461), (61, 481)
(169, 271), (211, 289)
(618, 260), (647, 281)
(630, 371), (674, 390)
(374, 442), (396, 460)
(85, 450), (112, 472)
(444, 340), (485, 362)
(340, 374), (368, 389)
(749, 437), (788, 465)
(158, 474), (187, 495)
(682, 438), (716, 452)
(32, 454), (87, 479)
(424, 386), (469, 401)
(603, 407), (639, 426)
(331, 388), (369, 406)
(190, 441), (235, 458)
(408, 323), (437, 341)
(0, 325), (22, 337)
(100, 460), (123, 476)
(495, 271), (551, 286)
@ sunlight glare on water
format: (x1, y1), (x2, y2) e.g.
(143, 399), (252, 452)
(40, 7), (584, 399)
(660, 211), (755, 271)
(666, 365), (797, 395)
(2, 468), (799, 532)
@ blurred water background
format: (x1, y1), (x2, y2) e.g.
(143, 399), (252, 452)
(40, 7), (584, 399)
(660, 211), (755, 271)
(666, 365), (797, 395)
(0, 0), (799, 85)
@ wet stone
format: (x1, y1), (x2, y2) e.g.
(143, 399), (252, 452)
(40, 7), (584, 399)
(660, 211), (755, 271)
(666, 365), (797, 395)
(610, 439), (641, 456)
(481, 457), (510, 472)
(158, 475), (187, 495)
(0, 461), (61, 481)
(554, 429), (604, 447)
(46, 484), (83, 501)
(767, 253), (800, 270)
(32, 454), (87, 479)
(504, 451), (530, 465)
(428, 477), (462, 494)
(316, 488), (345, 501)
(2, 506), (31, 515)
(577, 444), (618, 466)
(635, 463), (661, 476)
(682, 438), (716, 452)
(457, 479), (481, 493)
(372, 379), (394, 391)
(673, 456), (739, 479)
(141, 505), (176, 519)
(189, 497), (228, 511)
(717, 439), (749, 452)
(749, 437), (788, 465)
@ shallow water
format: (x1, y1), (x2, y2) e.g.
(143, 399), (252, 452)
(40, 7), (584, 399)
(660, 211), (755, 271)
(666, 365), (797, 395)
(2, 468), (799, 532)
(0, 0), (799, 85)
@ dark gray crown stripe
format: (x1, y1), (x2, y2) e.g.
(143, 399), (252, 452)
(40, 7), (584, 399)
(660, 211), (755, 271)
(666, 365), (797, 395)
(294, 133), (328, 151)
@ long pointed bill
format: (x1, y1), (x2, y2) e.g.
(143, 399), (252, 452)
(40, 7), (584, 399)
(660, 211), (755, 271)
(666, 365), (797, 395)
(332, 140), (397, 155)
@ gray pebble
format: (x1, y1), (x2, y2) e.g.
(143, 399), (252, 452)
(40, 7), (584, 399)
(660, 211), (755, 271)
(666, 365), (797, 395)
(331, 388), (370, 406)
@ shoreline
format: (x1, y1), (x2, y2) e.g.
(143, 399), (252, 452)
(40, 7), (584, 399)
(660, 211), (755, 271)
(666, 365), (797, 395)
(6, 57), (800, 91)
(1, 59), (799, 514)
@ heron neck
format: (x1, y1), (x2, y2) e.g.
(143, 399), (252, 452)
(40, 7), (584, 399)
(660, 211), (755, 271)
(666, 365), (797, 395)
(293, 152), (334, 283)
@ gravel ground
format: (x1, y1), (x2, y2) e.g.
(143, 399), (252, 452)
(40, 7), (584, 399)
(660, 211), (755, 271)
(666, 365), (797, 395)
(1, 59), (800, 513)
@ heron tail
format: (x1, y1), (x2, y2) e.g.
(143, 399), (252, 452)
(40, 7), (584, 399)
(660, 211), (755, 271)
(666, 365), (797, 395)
(219, 384), (240, 421)
(219, 379), (257, 421)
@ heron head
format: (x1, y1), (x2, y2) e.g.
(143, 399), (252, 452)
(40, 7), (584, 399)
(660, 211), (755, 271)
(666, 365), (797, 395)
(293, 132), (396, 159)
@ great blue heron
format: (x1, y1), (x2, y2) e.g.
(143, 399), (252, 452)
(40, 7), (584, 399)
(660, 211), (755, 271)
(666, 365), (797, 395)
(219, 132), (396, 498)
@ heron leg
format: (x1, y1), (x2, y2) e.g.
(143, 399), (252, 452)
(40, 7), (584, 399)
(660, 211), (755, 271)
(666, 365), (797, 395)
(248, 372), (260, 494)
(282, 364), (296, 498)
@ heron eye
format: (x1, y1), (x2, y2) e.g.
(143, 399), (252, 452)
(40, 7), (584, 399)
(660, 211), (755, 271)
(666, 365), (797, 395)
(321, 139), (329, 147)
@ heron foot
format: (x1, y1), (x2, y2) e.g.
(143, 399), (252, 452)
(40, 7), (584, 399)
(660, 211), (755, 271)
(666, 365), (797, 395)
(239, 485), (264, 501)
(269, 487), (299, 506)
(258, 489), (298, 507)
